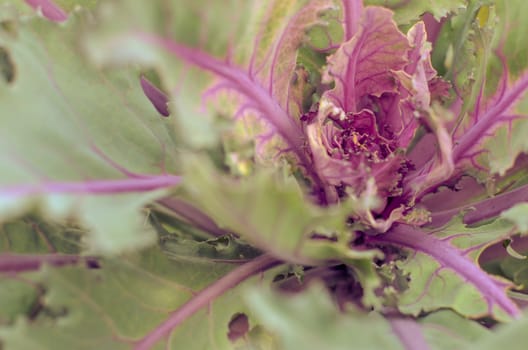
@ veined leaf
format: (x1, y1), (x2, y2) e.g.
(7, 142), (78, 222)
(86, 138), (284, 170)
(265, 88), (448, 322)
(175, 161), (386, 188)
(0, 250), (248, 350)
(370, 219), (519, 320)
(0, 8), (180, 254)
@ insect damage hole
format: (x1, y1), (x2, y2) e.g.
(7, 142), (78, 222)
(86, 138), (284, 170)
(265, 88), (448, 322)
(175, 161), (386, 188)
(227, 312), (249, 342)
(0, 46), (16, 84)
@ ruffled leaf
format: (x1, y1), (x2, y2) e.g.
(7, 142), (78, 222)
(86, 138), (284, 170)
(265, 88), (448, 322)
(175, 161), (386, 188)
(179, 154), (379, 264)
(323, 6), (409, 112)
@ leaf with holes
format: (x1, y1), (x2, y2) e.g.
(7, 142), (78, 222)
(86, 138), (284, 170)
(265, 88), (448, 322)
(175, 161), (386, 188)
(369, 219), (519, 320)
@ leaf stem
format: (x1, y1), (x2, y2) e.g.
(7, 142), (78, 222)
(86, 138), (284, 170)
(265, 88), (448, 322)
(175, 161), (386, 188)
(133, 254), (281, 350)
(156, 197), (227, 237)
(0, 174), (181, 198)
(342, 0), (363, 40)
(389, 318), (431, 350)
(0, 253), (97, 273)
(428, 183), (528, 227)
(463, 184), (528, 225)
(453, 72), (528, 163)
(132, 33), (328, 198)
(25, 0), (68, 23)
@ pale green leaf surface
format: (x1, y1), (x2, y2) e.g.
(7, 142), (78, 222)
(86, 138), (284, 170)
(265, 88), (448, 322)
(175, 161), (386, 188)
(501, 203), (528, 235)
(365, 0), (466, 24)
(83, 0), (322, 149)
(484, 101), (528, 176)
(180, 155), (378, 263)
(0, 249), (245, 350)
(467, 315), (528, 350)
(49, 0), (100, 11)
(493, 0), (528, 77)
(0, 278), (38, 326)
(246, 283), (405, 350)
(396, 217), (515, 320)
(0, 9), (179, 254)
(498, 257), (528, 290)
(420, 310), (489, 350)
(0, 215), (280, 350)
(0, 215), (86, 256)
(476, 1), (528, 175)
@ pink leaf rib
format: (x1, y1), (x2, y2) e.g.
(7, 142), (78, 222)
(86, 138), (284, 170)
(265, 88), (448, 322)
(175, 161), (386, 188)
(0, 174), (181, 198)
(25, 0), (68, 22)
(342, 0), (364, 41)
(131, 33), (325, 189)
(134, 34), (305, 154)
(453, 72), (528, 163)
(0, 253), (97, 273)
(389, 318), (431, 350)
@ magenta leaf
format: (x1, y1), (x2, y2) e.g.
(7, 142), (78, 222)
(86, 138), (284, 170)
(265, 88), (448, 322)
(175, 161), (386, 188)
(323, 6), (409, 112)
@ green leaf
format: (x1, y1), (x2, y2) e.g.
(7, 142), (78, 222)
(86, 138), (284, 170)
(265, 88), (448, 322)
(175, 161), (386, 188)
(365, 0), (466, 24)
(476, 1), (528, 175)
(83, 0), (332, 150)
(245, 283), (406, 350)
(0, 218), (80, 255)
(82, 0), (251, 148)
(432, 1), (493, 106)
(501, 203), (528, 235)
(48, 0), (100, 12)
(395, 217), (516, 320)
(498, 256), (528, 291)
(160, 234), (262, 263)
(180, 155), (377, 262)
(420, 310), (490, 350)
(493, 0), (528, 77)
(483, 100), (528, 176)
(0, 9), (179, 254)
(466, 315), (528, 350)
(0, 248), (246, 350)
(0, 277), (38, 326)
(180, 155), (387, 308)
